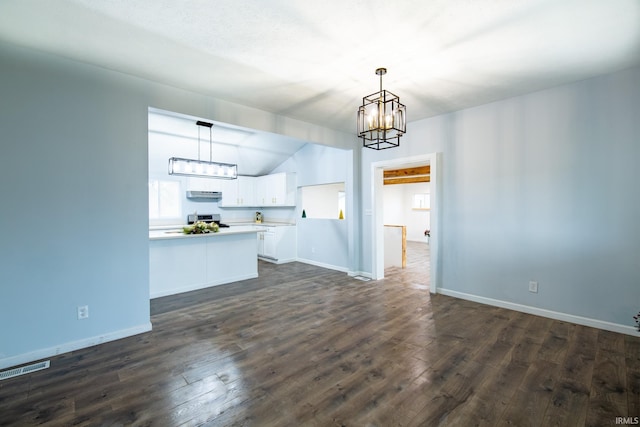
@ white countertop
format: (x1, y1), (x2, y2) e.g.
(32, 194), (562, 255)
(150, 221), (294, 231)
(149, 226), (260, 241)
(226, 221), (296, 227)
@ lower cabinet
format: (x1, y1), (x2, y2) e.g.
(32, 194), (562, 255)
(149, 231), (258, 299)
(256, 225), (296, 263)
(257, 229), (277, 260)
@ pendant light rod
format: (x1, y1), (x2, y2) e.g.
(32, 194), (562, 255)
(376, 67), (386, 93)
(196, 120), (213, 162)
(168, 120), (237, 179)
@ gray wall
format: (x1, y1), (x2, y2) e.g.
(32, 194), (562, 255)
(0, 42), (355, 368)
(275, 143), (353, 271)
(361, 66), (640, 330)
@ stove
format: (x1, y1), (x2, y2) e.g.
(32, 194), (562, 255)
(187, 213), (230, 227)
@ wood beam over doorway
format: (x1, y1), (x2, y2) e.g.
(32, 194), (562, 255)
(383, 165), (430, 185)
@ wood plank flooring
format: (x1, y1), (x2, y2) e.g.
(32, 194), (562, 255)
(1, 242), (639, 426)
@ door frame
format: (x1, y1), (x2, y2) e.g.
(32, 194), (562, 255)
(370, 152), (441, 293)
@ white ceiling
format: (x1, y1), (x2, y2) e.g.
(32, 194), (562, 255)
(1, 0), (639, 134)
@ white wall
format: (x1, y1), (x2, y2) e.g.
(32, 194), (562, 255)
(361, 66), (640, 333)
(0, 41), (355, 369)
(382, 185), (404, 225)
(383, 182), (430, 242)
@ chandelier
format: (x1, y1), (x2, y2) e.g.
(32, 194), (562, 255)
(168, 121), (238, 179)
(357, 68), (406, 150)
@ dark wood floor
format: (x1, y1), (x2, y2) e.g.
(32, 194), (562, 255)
(1, 242), (639, 426)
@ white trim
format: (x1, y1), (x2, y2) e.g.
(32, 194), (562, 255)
(372, 165), (385, 280)
(258, 256), (296, 265)
(439, 289), (638, 336)
(430, 152), (442, 294)
(0, 323), (152, 371)
(348, 271), (372, 279)
(296, 258), (349, 273)
(370, 153), (440, 294)
(150, 273), (259, 299)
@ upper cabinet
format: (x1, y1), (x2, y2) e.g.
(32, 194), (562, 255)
(219, 176), (255, 207)
(220, 172), (296, 208)
(255, 173), (296, 207)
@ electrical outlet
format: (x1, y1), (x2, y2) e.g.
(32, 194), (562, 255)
(311, 247), (316, 253)
(528, 281), (538, 293)
(77, 305), (89, 319)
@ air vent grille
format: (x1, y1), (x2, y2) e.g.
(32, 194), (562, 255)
(0, 360), (50, 381)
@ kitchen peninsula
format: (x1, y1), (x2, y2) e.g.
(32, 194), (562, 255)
(149, 226), (260, 298)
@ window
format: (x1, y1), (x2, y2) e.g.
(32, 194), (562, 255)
(412, 193), (430, 210)
(149, 179), (181, 219)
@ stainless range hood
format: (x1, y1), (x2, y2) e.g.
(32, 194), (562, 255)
(186, 190), (222, 200)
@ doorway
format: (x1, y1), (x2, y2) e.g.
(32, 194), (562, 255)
(370, 153), (441, 294)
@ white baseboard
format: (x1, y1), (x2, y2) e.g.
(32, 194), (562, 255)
(347, 271), (372, 279)
(438, 289), (638, 336)
(150, 273), (259, 299)
(296, 258), (349, 273)
(259, 256), (296, 265)
(0, 322), (152, 371)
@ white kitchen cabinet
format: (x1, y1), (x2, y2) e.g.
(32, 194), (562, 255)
(256, 224), (296, 263)
(253, 176), (267, 206)
(257, 228), (277, 260)
(219, 176), (255, 207)
(219, 179), (237, 206)
(237, 177), (255, 206)
(220, 172), (296, 208)
(254, 172), (296, 207)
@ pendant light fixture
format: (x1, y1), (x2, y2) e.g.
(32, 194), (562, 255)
(357, 67), (406, 150)
(168, 121), (238, 179)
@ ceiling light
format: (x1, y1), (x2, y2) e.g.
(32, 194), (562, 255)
(357, 68), (406, 150)
(168, 121), (238, 179)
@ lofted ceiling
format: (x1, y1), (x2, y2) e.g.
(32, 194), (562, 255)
(1, 1), (639, 134)
(148, 109), (308, 177)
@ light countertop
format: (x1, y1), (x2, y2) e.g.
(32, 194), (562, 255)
(149, 226), (260, 241)
(226, 221), (296, 227)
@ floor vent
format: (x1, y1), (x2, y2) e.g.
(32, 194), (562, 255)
(353, 275), (371, 282)
(0, 360), (50, 381)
